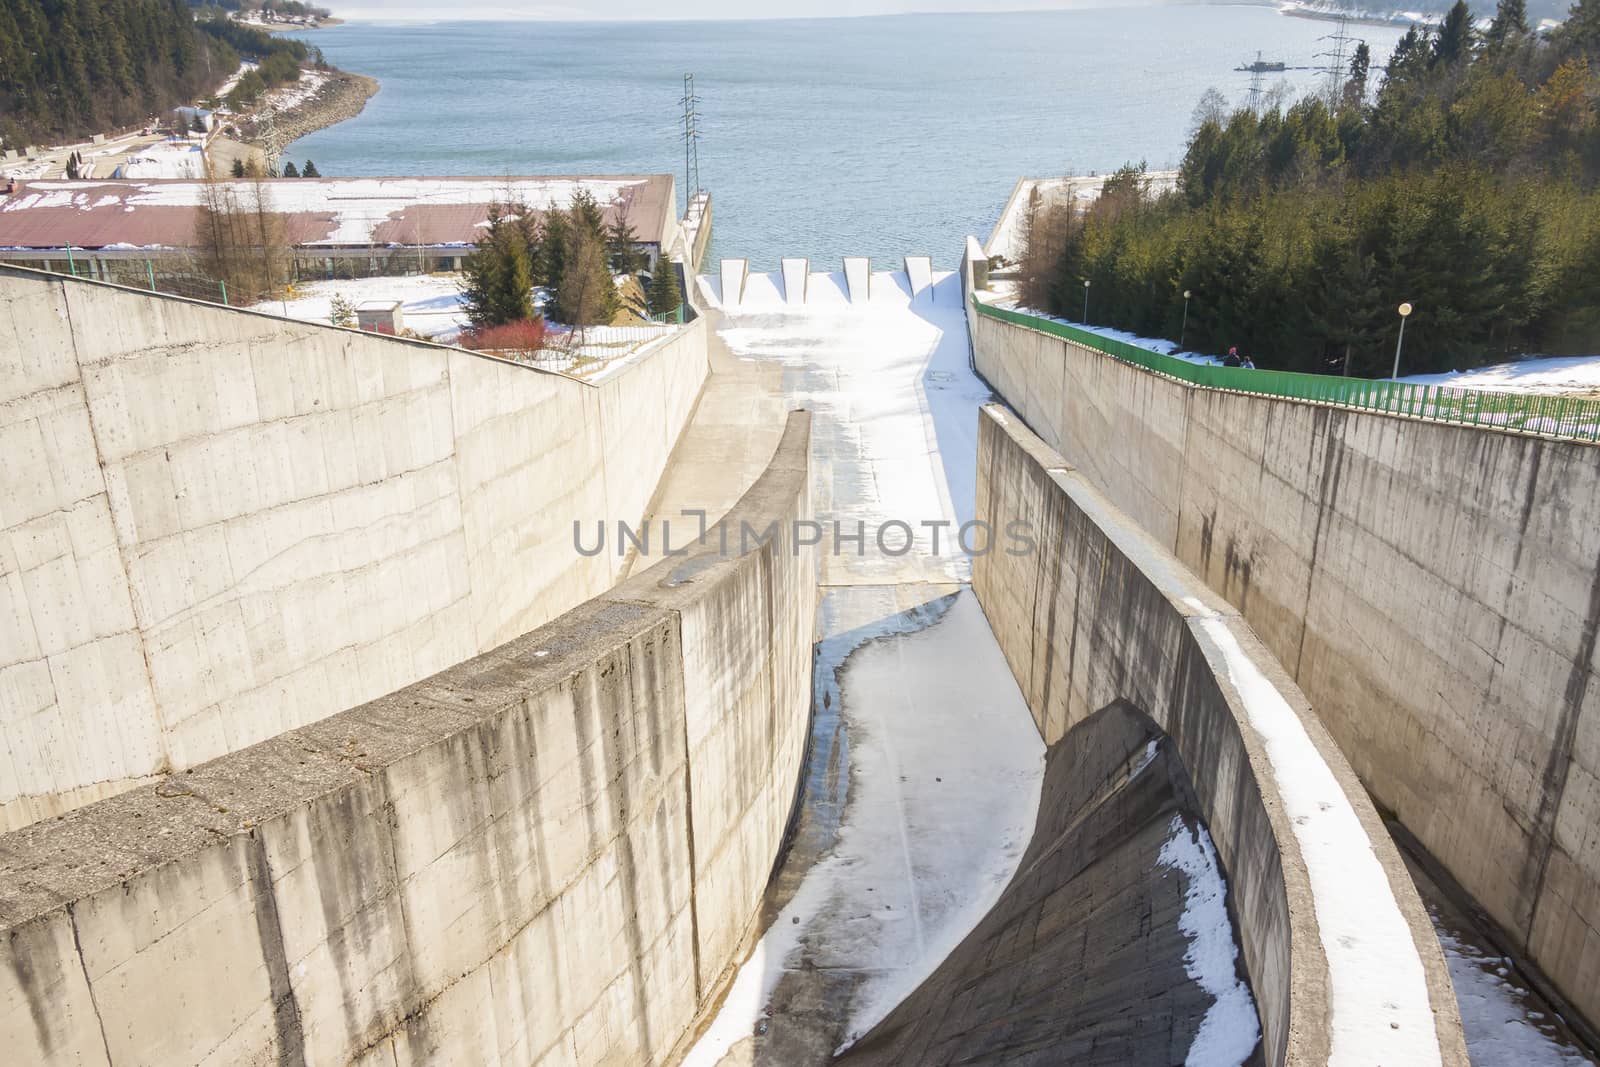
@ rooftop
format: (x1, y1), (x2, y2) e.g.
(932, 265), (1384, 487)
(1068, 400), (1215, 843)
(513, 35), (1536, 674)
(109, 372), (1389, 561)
(0, 174), (677, 253)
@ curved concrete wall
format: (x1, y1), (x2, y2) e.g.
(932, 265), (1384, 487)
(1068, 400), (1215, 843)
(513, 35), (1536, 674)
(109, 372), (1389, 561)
(972, 306), (1600, 1034)
(973, 405), (1466, 1066)
(0, 267), (707, 832)
(0, 411), (815, 1067)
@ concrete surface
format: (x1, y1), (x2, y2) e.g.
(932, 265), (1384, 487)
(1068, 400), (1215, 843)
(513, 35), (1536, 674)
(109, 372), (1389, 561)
(970, 299), (1600, 1037)
(838, 705), (1239, 1066)
(0, 266), (707, 832)
(0, 412), (816, 1067)
(970, 404), (1469, 1067)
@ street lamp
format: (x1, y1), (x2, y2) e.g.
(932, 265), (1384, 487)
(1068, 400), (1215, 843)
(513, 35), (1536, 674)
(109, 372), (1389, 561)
(1391, 302), (1414, 379)
(1180, 289), (1192, 350)
(1083, 278), (1091, 324)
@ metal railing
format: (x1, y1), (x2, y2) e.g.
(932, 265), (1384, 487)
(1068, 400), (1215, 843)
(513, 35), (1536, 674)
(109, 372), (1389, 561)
(973, 299), (1600, 444)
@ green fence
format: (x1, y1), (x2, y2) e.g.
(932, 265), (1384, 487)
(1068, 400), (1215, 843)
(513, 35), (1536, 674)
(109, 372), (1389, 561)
(973, 299), (1600, 444)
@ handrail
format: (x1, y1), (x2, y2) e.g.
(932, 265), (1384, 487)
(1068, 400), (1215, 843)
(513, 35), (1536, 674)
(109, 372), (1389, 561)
(972, 298), (1600, 444)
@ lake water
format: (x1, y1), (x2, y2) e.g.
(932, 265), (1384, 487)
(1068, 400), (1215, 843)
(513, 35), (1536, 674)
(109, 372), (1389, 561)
(288, 6), (1404, 268)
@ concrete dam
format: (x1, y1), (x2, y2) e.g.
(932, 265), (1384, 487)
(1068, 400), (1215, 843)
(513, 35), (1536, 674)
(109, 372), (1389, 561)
(0, 244), (1588, 1065)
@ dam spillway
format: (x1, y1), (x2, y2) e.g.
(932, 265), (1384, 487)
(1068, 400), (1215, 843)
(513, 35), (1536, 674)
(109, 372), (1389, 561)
(0, 252), (1549, 1065)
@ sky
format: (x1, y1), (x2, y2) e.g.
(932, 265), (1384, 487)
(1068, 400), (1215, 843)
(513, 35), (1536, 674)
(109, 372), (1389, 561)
(327, 0), (1193, 22)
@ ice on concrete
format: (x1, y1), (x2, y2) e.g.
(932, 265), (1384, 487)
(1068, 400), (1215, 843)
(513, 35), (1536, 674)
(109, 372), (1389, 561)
(1157, 814), (1262, 1067)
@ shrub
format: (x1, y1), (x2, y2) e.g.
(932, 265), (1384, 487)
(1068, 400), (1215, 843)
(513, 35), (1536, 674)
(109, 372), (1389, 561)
(459, 318), (549, 359)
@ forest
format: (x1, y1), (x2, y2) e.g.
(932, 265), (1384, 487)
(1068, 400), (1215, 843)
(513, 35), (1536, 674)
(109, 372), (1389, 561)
(0, 0), (317, 148)
(1020, 0), (1600, 374)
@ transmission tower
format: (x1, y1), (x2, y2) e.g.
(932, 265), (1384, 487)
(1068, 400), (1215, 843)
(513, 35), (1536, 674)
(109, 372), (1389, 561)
(1245, 52), (1267, 113)
(680, 74), (702, 206)
(1317, 15), (1360, 107)
(260, 106), (284, 178)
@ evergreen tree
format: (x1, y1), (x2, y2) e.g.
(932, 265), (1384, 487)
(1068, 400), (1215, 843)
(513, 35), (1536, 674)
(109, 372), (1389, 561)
(553, 229), (617, 329)
(1433, 1), (1477, 68)
(231, 158), (247, 177)
(459, 207), (536, 328)
(1486, 0), (1529, 49)
(281, 160), (299, 178)
(1562, 0), (1600, 60)
(1344, 42), (1372, 110)
(648, 261), (683, 319)
(301, 159), (320, 177)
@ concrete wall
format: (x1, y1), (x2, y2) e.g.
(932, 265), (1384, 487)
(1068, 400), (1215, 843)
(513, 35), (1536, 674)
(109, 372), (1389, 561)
(0, 412), (816, 1067)
(971, 305), (1600, 1035)
(972, 405), (1466, 1066)
(0, 268), (708, 832)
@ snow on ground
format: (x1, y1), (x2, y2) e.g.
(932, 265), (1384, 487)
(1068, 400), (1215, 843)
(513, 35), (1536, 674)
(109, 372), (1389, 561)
(1183, 600), (1443, 1066)
(682, 269), (1048, 1063)
(981, 282), (1600, 396)
(1429, 912), (1598, 1065)
(1157, 815), (1262, 1067)
(1399, 356), (1600, 396)
(250, 273), (468, 341)
(113, 140), (207, 179)
(247, 272), (681, 378)
(262, 69), (331, 114)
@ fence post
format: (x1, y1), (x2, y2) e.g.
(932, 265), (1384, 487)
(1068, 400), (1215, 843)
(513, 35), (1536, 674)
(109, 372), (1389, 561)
(65, 246), (76, 276)
(147, 259), (156, 292)
(220, 279), (228, 306)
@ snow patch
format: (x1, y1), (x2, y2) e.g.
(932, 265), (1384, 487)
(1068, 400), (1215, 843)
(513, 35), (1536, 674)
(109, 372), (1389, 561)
(1156, 815), (1261, 1067)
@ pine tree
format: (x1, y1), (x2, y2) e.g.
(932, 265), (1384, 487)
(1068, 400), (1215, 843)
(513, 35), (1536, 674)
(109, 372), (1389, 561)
(1344, 42), (1372, 110)
(459, 208), (535, 328)
(301, 159), (320, 177)
(1432, 1), (1476, 68)
(648, 261), (683, 320)
(553, 229), (617, 328)
(1486, 0), (1528, 49)
(281, 160), (299, 178)
(1561, 0), (1600, 60)
(231, 158), (247, 177)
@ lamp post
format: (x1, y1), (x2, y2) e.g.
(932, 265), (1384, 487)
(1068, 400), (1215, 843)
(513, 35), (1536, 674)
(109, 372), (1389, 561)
(1082, 278), (1091, 324)
(1391, 302), (1413, 380)
(1180, 289), (1192, 350)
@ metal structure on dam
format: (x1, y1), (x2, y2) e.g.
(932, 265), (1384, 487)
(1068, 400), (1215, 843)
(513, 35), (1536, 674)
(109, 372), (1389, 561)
(0, 240), (1592, 1065)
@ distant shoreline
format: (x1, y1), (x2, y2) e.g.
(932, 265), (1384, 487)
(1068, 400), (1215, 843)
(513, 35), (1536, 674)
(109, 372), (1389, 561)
(1275, 1), (1431, 28)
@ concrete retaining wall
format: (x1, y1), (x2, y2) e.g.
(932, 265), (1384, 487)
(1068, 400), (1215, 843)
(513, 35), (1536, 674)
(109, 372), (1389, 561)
(0, 411), (815, 1067)
(971, 305), (1600, 1034)
(0, 268), (708, 832)
(973, 405), (1466, 1066)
